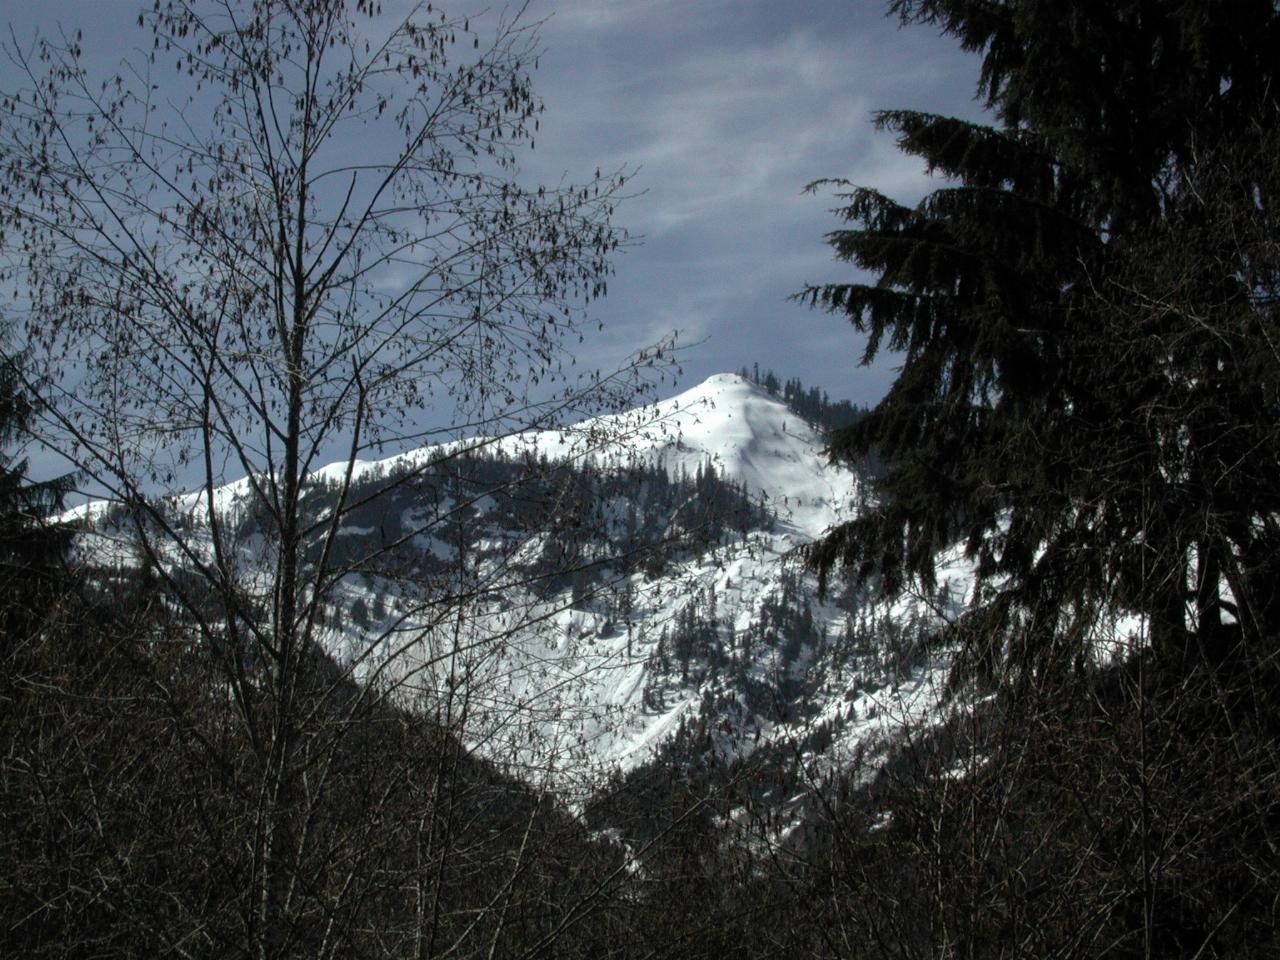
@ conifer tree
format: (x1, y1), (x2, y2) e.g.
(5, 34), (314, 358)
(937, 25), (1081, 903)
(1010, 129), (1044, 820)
(0, 347), (73, 635)
(804, 0), (1280, 676)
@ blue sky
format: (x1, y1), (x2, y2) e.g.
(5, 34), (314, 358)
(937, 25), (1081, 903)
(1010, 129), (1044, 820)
(3, 0), (987, 413)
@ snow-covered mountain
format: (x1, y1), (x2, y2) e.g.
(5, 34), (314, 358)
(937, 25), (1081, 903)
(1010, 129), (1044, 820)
(309, 371), (858, 537)
(301, 373), (976, 794)
(75, 373), (974, 806)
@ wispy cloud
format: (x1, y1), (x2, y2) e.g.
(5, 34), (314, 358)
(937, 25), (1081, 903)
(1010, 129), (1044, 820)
(547, 0), (743, 34)
(517, 3), (986, 403)
(2, 0), (988, 409)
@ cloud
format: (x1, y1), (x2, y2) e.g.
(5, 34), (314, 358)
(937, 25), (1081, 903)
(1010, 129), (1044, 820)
(534, 8), (983, 235)
(2, 0), (988, 412)
(511, 2), (988, 404)
(547, 0), (743, 34)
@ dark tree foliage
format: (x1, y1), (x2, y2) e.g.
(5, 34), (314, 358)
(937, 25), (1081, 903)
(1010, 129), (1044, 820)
(1, 575), (642, 960)
(276, 446), (768, 595)
(0, 349), (73, 638)
(785, 6), (1280, 956)
(803, 0), (1280, 678)
(783, 648), (1280, 960)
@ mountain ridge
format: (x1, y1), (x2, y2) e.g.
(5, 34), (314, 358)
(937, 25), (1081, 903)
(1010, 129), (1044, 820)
(305, 372), (857, 540)
(72, 372), (967, 802)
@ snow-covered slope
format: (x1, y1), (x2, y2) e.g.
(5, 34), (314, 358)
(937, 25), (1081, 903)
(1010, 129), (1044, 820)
(309, 373), (857, 539)
(299, 374), (967, 794)
(517, 372), (859, 538)
(74, 373), (970, 803)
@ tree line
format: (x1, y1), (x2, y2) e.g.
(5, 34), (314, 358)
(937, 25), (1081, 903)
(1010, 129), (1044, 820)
(738, 365), (870, 434)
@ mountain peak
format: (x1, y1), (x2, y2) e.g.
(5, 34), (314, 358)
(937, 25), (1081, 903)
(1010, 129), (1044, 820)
(300, 372), (859, 540)
(670, 372), (772, 406)
(621, 372), (854, 538)
(697, 371), (756, 389)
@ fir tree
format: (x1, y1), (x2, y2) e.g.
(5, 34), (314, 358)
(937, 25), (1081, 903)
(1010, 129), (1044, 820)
(803, 0), (1280, 677)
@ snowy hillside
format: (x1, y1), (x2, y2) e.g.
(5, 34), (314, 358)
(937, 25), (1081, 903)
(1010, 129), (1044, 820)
(505, 371), (862, 538)
(307, 372), (858, 538)
(73, 373), (972, 802)
(301, 373), (970, 795)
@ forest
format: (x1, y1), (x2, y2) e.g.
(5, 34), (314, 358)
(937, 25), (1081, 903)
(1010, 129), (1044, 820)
(4, 0), (1280, 958)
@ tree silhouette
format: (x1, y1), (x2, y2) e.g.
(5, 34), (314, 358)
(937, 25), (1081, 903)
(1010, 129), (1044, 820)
(804, 0), (1280, 679)
(0, 2), (663, 955)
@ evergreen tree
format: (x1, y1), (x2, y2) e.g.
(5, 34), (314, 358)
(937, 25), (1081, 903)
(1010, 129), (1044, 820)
(0, 348), (73, 638)
(804, 0), (1280, 678)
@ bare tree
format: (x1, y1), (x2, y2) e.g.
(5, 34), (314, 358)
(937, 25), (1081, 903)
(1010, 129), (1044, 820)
(0, 1), (667, 955)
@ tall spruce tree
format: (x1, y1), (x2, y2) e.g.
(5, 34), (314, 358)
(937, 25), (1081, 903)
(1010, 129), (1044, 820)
(804, 1), (1280, 678)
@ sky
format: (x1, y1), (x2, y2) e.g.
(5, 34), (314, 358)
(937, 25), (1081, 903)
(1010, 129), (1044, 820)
(526, 0), (990, 406)
(2, 0), (988, 417)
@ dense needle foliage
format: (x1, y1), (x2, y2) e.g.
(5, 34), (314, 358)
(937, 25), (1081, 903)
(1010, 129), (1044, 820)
(792, 5), (1280, 957)
(805, 0), (1280, 678)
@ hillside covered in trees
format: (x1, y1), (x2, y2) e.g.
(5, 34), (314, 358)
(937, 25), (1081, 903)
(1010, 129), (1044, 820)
(737, 365), (869, 434)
